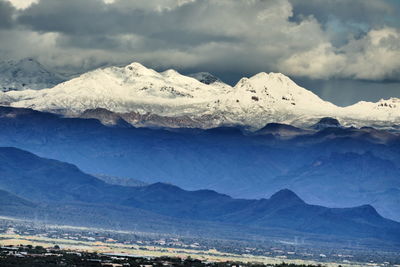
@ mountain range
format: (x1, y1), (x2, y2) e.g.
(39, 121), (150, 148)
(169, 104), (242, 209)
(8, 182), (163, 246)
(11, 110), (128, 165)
(1, 60), (400, 130)
(0, 106), (399, 222)
(0, 146), (399, 246)
(1, 59), (400, 249)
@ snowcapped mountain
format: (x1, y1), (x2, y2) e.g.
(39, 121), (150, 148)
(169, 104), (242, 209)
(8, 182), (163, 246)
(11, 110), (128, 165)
(3, 63), (232, 130)
(212, 72), (339, 129)
(0, 61), (399, 130)
(344, 98), (400, 127)
(0, 58), (65, 92)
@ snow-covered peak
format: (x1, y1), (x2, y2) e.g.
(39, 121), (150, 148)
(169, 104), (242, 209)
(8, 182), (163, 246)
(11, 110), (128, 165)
(126, 62), (146, 69)
(236, 72), (301, 95)
(5, 61), (233, 115)
(370, 98), (400, 109)
(0, 58), (65, 92)
(343, 98), (400, 124)
(232, 72), (336, 110)
(198, 71), (341, 129)
(162, 69), (180, 76)
(347, 98), (400, 113)
(1, 61), (399, 130)
(123, 62), (160, 77)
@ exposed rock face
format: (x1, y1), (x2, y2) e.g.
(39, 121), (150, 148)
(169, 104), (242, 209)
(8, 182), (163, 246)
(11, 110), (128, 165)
(312, 117), (341, 130)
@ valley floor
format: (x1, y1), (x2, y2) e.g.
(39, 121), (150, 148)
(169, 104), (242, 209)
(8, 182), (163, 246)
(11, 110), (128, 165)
(0, 217), (397, 267)
(0, 235), (362, 267)
(0, 246), (342, 267)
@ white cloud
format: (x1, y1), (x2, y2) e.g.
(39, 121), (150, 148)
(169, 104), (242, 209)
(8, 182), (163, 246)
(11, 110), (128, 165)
(279, 43), (346, 79)
(279, 27), (400, 80)
(342, 27), (400, 80)
(5, 0), (37, 9)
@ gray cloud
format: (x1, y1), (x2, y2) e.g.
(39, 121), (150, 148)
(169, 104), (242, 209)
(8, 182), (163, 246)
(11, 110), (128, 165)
(279, 27), (400, 80)
(0, 0), (399, 82)
(289, 0), (400, 47)
(0, 0), (15, 28)
(289, 0), (397, 27)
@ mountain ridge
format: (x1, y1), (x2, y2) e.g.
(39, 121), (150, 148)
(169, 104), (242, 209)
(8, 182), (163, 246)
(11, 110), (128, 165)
(0, 106), (399, 221)
(0, 146), (399, 244)
(1, 61), (400, 130)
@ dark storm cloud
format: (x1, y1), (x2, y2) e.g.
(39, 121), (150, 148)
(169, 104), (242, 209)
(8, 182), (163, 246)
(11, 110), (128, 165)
(0, 0), (15, 28)
(0, 0), (399, 83)
(18, 0), (119, 35)
(18, 0), (242, 46)
(289, 0), (397, 26)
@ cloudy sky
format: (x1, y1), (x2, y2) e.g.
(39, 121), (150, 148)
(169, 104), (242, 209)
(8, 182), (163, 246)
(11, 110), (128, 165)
(0, 0), (399, 105)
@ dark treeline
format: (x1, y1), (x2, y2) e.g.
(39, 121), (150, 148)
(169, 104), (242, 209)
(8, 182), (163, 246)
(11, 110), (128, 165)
(0, 245), (326, 267)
